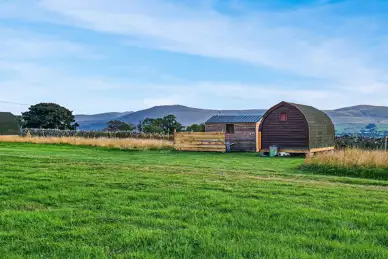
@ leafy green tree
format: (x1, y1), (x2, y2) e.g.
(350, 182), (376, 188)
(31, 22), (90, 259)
(22, 103), (78, 130)
(161, 114), (184, 134)
(139, 118), (164, 133)
(15, 115), (25, 128)
(186, 123), (205, 132)
(105, 120), (136, 132)
(138, 115), (184, 134)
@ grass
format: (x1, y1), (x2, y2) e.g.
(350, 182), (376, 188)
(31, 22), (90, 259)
(0, 136), (173, 150)
(1, 143), (388, 258)
(303, 149), (388, 180)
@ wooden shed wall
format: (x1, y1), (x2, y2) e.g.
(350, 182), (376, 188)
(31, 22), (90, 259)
(261, 104), (309, 150)
(205, 123), (257, 152)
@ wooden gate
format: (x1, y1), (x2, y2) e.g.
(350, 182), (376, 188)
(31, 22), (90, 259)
(174, 132), (226, 152)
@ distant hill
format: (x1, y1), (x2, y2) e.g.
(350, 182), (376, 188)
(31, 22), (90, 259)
(118, 105), (266, 126)
(75, 111), (133, 130)
(75, 104), (388, 131)
(325, 105), (388, 124)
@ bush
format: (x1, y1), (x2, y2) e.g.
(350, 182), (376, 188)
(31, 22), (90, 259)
(335, 136), (385, 150)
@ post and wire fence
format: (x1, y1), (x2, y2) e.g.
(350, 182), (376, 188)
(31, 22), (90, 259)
(20, 128), (173, 140)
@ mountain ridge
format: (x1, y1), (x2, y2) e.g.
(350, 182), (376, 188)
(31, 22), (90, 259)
(75, 104), (388, 131)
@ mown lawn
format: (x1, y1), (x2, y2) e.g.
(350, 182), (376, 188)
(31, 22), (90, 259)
(1, 143), (388, 258)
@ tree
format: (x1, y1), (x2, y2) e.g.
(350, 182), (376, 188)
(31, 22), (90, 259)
(186, 123), (205, 132)
(137, 115), (184, 134)
(138, 118), (164, 134)
(161, 114), (184, 134)
(105, 120), (136, 132)
(21, 103), (78, 130)
(15, 115), (25, 128)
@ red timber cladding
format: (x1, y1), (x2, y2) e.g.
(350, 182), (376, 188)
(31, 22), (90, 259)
(205, 123), (257, 152)
(261, 104), (309, 150)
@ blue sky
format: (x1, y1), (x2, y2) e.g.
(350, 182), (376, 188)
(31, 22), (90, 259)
(1, 0), (388, 114)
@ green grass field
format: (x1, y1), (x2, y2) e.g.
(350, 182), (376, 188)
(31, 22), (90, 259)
(1, 143), (388, 258)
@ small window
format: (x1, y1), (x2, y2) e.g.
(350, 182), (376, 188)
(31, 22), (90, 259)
(280, 112), (288, 122)
(226, 124), (235, 133)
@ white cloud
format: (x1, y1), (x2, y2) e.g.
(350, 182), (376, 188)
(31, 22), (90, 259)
(1, 0), (388, 114)
(35, 0), (388, 87)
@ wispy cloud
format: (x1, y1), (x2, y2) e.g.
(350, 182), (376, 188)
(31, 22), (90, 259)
(36, 0), (388, 85)
(1, 0), (388, 114)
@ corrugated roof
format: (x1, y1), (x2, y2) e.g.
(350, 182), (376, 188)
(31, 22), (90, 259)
(205, 115), (262, 124)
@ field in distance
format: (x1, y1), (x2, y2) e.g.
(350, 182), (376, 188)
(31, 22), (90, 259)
(1, 143), (388, 258)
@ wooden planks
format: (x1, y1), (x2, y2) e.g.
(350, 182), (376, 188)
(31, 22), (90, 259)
(310, 146), (335, 153)
(260, 146), (335, 154)
(174, 132), (226, 152)
(257, 131), (262, 152)
(260, 148), (310, 154)
(260, 103), (309, 150)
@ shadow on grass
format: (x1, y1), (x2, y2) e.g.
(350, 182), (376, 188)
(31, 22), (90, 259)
(300, 164), (388, 181)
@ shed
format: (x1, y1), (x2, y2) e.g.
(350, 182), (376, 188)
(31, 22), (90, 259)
(259, 101), (335, 153)
(205, 115), (262, 152)
(0, 112), (20, 135)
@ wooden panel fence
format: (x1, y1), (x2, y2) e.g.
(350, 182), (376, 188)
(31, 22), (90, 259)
(174, 132), (226, 152)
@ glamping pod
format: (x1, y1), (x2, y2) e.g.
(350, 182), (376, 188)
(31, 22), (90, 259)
(259, 101), (335, 154)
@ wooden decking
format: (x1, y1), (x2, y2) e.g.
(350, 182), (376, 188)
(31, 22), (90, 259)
(260, 146), (334, 154)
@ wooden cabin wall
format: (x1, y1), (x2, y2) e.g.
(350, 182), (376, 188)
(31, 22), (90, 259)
(308, 121), (335, 149)
(227, 123), (257, 152)
(205, 123), (225, 132)
(205, 123), (257, 152)
(261, 104), (309, 150)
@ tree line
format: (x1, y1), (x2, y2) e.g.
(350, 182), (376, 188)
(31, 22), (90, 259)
(19, 102), (205, 133)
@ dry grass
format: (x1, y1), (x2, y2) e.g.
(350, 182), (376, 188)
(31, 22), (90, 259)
(306, 149), (388, 168)
(0, 136), (173, 150)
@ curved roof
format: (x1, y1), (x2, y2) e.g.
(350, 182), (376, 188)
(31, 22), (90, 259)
(206, 115), (262, 124)
(260, 101), (332, 125)
(287, 102), (332, 125)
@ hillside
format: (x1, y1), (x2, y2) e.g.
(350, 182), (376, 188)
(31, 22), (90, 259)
(75, 111), (133, 129)
(326, 105), (388, 124)
(77, 105), (266, 130)
(75, 112), (133, 122)
(76, 104), (388, 131)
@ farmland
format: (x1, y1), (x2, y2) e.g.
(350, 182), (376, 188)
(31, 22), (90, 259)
(1, 143), (388, 258)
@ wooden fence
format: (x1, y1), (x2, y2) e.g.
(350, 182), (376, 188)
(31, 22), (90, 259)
(174, 132), (226, 152)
